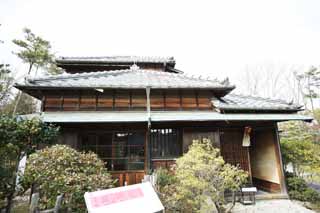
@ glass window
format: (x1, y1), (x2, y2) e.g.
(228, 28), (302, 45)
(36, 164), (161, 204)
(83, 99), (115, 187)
(79, 131), (145, 171)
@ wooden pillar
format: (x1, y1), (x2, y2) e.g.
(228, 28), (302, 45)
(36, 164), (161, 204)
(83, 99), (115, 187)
(274, 123), (288, 195)
(41, 95), (45, 112)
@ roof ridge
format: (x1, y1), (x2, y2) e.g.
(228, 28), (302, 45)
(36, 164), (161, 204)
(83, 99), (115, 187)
(57, 55), (176, 63)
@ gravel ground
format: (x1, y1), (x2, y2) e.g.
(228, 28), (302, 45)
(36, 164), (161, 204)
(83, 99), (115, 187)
(232, 199), (315, 213)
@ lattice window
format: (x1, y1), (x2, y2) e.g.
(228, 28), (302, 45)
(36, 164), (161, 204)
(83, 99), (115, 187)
(150, 128), (182, 158)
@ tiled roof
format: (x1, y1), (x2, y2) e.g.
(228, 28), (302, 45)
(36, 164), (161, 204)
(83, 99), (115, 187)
(16, 67), (234, 91)
(56, 56), (176, 64)
(213, 94), (302, 112)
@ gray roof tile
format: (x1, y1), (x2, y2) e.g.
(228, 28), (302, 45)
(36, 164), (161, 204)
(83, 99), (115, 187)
(17, 67), (233, 90)
(213, 94), (302, 111)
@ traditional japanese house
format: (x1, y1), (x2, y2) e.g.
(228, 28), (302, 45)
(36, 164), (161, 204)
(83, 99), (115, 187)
(15, 56), (312, 196)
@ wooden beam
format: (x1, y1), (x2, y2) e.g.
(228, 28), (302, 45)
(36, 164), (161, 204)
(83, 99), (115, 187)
(60, 91), (64, 111)
(195, 90), (199, 110)
(41, 95), (45, 112)
(112, 90), (115, 110)
(179, 89), (182, 111)
(78, 90), (81, 110)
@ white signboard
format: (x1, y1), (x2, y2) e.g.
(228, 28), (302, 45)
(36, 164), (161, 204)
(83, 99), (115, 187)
(84, 182), (164, 213)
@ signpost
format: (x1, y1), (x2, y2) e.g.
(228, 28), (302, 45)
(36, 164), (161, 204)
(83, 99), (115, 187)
(84, 182), (164, 213)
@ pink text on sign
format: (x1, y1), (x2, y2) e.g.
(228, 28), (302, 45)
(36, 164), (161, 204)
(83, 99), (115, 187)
(90, 188), (144, 208)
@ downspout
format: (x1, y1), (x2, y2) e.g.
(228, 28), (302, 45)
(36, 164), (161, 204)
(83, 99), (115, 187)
(146, 86), (152, 173)
(146, 86), (151, 129)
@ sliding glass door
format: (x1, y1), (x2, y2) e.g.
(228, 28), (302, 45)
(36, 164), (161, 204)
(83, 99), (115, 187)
(79, 131), (145, 171)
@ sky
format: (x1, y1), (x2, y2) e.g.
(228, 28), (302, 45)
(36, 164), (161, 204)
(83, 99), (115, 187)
(1, 0), (320, 88)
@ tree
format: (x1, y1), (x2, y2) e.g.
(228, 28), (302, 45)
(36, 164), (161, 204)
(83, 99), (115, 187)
(0, 64), (13, 110)
(2, 93), (37, 115)
(295, 67), (320, 117)
(22, 145), (115, 212)
(0, 24), (4, 44)
(237, 63), (306, 106)
(12, 28), (57, 76)
(159, 139), (248, 213)
(0, 116), (59, 213)
(12, 28), (62, 115)
(280, 121), (320, 177)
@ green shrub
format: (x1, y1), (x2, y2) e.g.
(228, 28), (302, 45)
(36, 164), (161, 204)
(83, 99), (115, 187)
(155, 167), (176, 190)
(159, 139), (248, 213)
(286, 173), (320, 203)
(22, 145), (115, 212)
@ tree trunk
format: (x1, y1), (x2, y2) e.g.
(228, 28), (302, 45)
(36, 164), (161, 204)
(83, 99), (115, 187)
(225, 191), (236, 213)
(12, 92), (21, 115)
(29, 183), (35, 204)
(12, 63), (33, 115)
(307, 76), (316, 117)
(214, 202), (222, 213)
(5, 152), (24, 213)
(5, 192), (14, 213)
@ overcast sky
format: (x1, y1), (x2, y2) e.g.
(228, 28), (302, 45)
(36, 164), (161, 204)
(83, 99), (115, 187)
(1, 0), (320, 86)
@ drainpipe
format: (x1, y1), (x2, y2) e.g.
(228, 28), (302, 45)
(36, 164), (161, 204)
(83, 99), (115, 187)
(146, 86), (152, 173)
(146, 86), (151, 129)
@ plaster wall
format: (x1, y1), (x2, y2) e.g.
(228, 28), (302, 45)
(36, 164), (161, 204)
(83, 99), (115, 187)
(250, 129), (280, 184)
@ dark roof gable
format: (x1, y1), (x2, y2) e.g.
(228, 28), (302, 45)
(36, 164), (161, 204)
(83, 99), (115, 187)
(56, 56), (178, 73)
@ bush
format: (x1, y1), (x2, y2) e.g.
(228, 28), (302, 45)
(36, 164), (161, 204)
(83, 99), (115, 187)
(22, 145), (115, 212)
(286, 173), (320, 203)
(158, 139), (248, 213)
(155, 167), (175, 190)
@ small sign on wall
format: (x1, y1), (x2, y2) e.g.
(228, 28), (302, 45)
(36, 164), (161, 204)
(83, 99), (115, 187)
(242, 126), (252, 147)
(84, 182), (164, 213)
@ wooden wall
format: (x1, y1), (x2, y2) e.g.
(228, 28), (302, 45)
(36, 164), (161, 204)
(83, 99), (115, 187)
(152, 159), (176, 170)
(43, 89), (213, 111)
(220, 129), (251, 173)
(111, 171), (145, 187)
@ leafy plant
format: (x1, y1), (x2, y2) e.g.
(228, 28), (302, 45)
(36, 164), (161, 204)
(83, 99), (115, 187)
(158, 139), (248, 213)
(22, 145), (116, 212)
